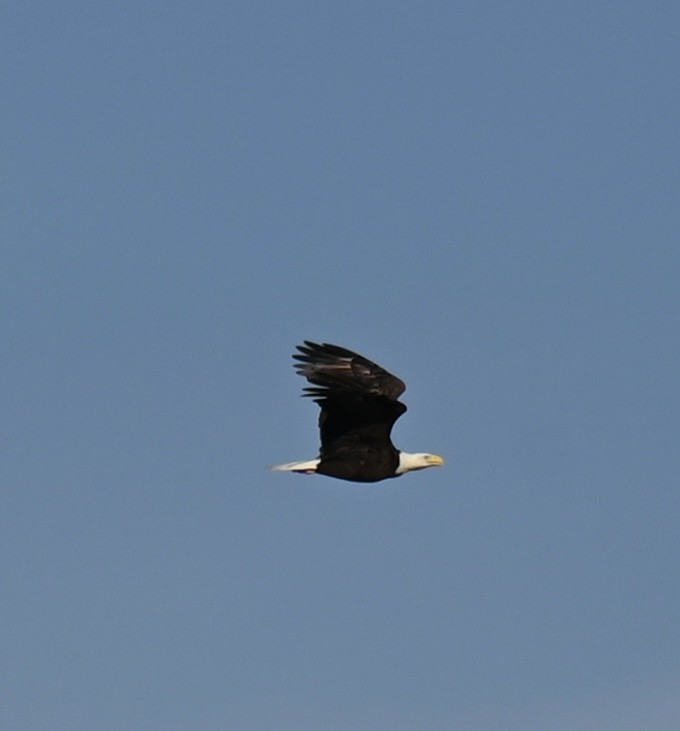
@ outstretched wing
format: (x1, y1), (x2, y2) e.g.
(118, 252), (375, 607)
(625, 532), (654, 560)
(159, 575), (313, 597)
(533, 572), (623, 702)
(293, 341), (407, 456)
(293, 341), (406, 401)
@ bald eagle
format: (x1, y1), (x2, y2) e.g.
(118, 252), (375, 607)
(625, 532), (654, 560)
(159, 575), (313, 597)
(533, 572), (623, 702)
(271, 341), (444, 482)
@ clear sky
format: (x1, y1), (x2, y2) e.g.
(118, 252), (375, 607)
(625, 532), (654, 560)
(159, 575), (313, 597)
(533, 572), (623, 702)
(3, 2), (679, 729)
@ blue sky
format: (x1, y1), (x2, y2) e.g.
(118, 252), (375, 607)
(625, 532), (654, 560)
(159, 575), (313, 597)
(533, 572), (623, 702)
(3, 2), (679, 729)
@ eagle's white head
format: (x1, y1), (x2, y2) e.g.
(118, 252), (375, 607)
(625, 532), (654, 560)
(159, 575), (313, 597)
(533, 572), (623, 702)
(396, 452), (445, 475)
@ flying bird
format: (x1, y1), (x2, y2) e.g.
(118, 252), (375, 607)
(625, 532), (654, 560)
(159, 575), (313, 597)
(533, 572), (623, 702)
(271, 341), (444, 482)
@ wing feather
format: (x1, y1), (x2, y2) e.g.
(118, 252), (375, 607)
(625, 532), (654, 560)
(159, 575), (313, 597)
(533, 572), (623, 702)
(293, 341), (406, 401)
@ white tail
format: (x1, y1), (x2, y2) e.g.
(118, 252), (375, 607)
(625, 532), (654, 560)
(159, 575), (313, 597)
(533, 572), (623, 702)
(269, 458), (320, 474)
